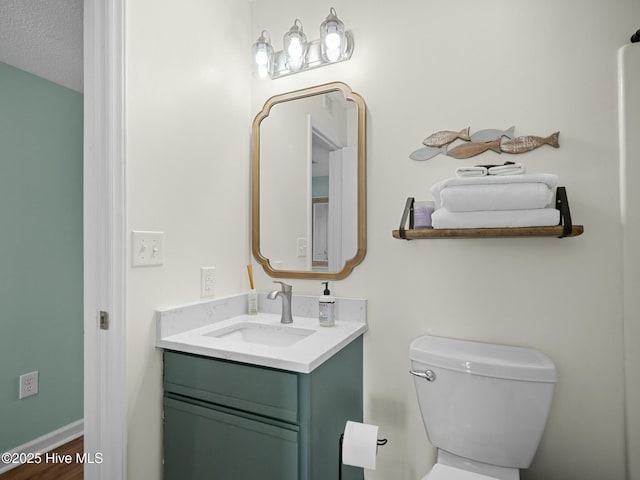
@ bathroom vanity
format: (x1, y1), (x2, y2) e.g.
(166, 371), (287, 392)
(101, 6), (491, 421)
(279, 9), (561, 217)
(163, 338), (362, 480)
(156, 293), (367, 480)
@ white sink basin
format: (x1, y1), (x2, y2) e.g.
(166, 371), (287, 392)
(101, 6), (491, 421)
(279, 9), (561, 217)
(204, 321), (315, 347)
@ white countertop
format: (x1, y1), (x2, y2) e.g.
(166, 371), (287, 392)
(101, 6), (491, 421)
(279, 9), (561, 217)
(155, 293), (367, 373)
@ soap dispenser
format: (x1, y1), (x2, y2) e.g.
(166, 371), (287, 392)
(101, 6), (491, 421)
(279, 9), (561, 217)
(319, 282), (335, 327)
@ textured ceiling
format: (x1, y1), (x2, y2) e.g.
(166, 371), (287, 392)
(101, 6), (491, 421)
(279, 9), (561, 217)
(0, 0), (83, 92)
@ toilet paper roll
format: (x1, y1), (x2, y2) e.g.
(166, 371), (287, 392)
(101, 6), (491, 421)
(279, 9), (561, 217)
(342, 421), (379, 470)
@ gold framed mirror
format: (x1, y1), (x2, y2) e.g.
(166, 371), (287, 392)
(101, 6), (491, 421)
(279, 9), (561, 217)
(252, 82), (366, 279)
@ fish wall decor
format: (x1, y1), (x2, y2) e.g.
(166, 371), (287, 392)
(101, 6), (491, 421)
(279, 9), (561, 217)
(422, 127), (470, 148)
(409, 145), (448, 161)
(408, 127), (560, 161)
(446, 138), (502, 159)
(470, 126), (515, 143)
(500, 132), (560, 154)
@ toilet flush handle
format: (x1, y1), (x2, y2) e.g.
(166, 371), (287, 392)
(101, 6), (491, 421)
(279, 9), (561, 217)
(410, 369), (436, 382)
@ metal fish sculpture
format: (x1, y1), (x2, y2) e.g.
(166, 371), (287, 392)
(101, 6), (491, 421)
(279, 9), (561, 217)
(500, 132), (560, 154)
(470, 126), (515, 143)
(422, 127), (471, 148)
(409, 145), (448, 161)
(446, 138), (502, 159)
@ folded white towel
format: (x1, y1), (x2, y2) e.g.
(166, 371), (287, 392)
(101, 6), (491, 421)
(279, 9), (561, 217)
(488, 162), (525, 176)
(455, 166), (488, 177)
(439, 183), (553, 212)
(431, 173), (558, 209)
(431, 208), (560, 229)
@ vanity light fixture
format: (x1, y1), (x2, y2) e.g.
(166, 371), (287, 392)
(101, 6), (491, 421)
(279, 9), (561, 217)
(252, 30), (274, 79)
(253, 8), (354, 80)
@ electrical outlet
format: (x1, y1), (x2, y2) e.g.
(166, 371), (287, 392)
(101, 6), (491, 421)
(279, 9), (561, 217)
(19, 371), (39, 399)
(201, 267), (215, 298)
(131, 231), (164, 267)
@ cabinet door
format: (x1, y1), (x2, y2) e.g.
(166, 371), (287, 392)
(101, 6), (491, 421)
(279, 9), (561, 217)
(164, 397), (299, 480)
(164, 351), (299, 423)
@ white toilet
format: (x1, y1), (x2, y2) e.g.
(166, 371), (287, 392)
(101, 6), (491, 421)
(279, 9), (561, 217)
(409, 335), (557, 480)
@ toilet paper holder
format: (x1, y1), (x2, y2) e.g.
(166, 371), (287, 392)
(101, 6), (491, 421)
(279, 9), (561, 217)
(338, 433), (387, 480)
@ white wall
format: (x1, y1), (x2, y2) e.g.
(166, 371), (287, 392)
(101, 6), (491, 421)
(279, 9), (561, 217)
(250, 1), (639, 479)
(125, 1), (251, 478)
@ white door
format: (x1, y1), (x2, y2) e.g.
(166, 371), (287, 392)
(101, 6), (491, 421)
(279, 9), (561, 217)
(328, 146), (358, 271)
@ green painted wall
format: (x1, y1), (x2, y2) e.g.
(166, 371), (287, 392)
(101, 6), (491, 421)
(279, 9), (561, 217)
(312, 176), (329, 198)
(0, 62), (83, 452)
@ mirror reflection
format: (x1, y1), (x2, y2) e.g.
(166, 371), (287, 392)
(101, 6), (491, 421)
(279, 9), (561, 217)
(252, 82), (366, 279)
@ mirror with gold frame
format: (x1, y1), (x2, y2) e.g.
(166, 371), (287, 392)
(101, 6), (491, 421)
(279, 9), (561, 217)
(252, 82), (366, 279)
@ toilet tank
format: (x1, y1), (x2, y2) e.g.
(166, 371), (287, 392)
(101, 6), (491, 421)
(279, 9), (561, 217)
(410, 336), (556, 469)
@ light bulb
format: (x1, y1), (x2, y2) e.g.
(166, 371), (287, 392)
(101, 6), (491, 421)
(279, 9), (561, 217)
(251, 30), (273, 78)
(325, 47), (340, 62)
(320, 8), (346, 63)
(324, 31), (341, 50)
(286, 37), (304, 70)
(283, 19), (307, 71)
(287, 37), (303, 58)
(255, 48), (268, 66)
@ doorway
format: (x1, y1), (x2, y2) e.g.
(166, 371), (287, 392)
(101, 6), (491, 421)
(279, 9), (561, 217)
(0, 1), (84, 473)
(0, 2), (127, 479)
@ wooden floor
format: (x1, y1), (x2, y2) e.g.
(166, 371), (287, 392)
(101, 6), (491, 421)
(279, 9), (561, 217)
(0, 437), (83, 480)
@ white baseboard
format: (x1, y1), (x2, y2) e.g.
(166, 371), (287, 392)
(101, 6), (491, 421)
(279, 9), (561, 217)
(0, 419), (84, 474)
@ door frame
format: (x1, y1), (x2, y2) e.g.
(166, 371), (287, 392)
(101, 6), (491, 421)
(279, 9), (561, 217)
(83, 0), (126, 478)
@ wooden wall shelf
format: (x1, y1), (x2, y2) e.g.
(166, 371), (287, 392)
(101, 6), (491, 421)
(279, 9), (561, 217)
(393, 187), (584, 240)
(392, 225), (584, 239)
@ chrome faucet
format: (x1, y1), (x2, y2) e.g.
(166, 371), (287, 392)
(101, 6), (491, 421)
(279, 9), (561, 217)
(267, 281), (293, 324)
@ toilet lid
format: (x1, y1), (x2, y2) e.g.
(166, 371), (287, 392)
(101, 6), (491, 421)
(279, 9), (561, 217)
(425, 464), (499, 480)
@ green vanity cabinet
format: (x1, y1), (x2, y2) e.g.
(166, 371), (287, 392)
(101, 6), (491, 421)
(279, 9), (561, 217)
(163, 336), (364, 480)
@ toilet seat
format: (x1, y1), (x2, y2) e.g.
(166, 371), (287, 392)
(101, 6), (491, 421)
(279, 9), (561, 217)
(423, 464), (499, 480)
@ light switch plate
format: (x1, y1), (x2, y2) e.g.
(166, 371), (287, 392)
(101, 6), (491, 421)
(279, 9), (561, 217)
(131, 231), (164, 267)
(297, 237), (307, 257)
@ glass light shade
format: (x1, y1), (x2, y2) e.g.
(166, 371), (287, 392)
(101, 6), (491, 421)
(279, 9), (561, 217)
(252, 31), (273, 79)
(283, 19), (307, 72)
(320, 8), (345, 63)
